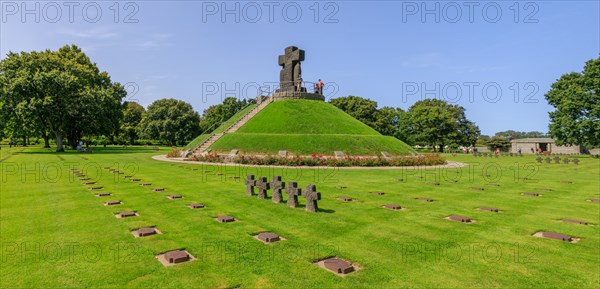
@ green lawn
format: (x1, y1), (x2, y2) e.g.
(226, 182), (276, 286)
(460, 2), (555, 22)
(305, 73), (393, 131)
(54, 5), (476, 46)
(211, 133), (413, 156)
(1, 146), (599, 288)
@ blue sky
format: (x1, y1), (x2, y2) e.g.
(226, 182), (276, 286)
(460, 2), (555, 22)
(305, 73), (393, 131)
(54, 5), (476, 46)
(1, 1), (598, 135)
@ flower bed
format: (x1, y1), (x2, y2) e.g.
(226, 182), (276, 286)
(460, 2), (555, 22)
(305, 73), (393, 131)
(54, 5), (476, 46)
(189, 153), (446, 167)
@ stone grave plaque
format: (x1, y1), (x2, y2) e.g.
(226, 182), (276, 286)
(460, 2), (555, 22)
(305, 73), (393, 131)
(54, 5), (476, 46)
(216, 215), (235, 223)
(165, 250), (190, 264)
(536, 232), (573, 242)
(188, 203), (205, 209)
(416, 198), (434, 202)
(383, 204), (402, 210)
(95, 192), (111, 197)
(153, 188), (166, 192)
(116, 211), (137, 218)
(136, 227), (157, 237)
(471, 187), (485, 191)
(448, 215), (472, 223)
(278, 150), (288, 157)
(338, 196), (352, 202)
(522, 192), (540, 196)
(562, 219), (587, 225)
(371, 191), (385, 195)
(257, 232), (281, 243)
(104, 200), (121, 206)
(168, 194), (182, 199)
(479, 207), (499, 212)
(323, 258), (355, 275)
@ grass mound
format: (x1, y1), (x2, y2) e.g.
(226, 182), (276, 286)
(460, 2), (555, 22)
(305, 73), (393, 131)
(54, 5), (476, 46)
(209, 100), (413, 156)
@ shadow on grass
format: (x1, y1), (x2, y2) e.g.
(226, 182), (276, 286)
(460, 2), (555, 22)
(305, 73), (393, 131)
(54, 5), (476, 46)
(16, 146), (166, 155)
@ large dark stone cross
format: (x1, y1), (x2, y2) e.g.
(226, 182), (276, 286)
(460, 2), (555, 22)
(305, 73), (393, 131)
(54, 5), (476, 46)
(278, 46), (305, 92)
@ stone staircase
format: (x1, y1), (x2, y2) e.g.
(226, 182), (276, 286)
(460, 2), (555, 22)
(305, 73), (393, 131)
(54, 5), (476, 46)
(190, 97), (273, 156)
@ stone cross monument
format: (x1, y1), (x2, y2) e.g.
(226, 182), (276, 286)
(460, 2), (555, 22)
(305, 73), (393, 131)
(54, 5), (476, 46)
(278, 46), (305, 92)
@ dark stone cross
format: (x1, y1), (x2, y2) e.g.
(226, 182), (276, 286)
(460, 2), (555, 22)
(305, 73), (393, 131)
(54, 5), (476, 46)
(545, 157), (551, 164)
(255, 176), (270, 199)
(536, 157), (542, 163)
(270, 176), (286, 204)
(278, 46), (305, 92)
(563, 158), (570, 164)
(284, 182), (302, 208)
(244, 174), (256, 196)
(553, 157), (560, 164)
(303, 184), (321, 212)
(573, 158), (579, 165)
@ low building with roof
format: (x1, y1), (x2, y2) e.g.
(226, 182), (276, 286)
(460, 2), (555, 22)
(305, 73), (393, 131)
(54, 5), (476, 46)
(510, 138), (581, 154)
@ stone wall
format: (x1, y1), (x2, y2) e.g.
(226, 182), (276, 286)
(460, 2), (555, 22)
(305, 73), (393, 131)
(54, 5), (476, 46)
(271, 91), (325, 101)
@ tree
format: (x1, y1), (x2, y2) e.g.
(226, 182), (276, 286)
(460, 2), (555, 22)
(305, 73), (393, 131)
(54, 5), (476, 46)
(0, 45), (126, 152)
(546, 57), (600, 147)
(494, 130), (547, 139)
(122, 101), (146, 144)
(199, 97), (250, 133)
(329, 96), (378, 128)
(138, 98), (201, 146)
(486, 136), (512, 152)
(402, 99), (480, 152)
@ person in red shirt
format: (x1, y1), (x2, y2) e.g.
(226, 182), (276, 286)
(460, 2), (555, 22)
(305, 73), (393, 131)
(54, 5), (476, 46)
(318, 79), (324, 94)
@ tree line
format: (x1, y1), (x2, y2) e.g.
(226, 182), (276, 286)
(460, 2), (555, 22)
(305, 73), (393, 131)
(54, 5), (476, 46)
(2, 45), (596, 152)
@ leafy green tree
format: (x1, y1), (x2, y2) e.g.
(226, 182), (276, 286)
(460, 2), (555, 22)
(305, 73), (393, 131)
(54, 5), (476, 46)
(122, 101), (146, 144)
(0, 45), (126, 152)
(494, 130), (547, 139)
(546, 57), (600, 147)
(402, 99), (480, 152)
(486, 136), (512, 152)
(329, 96), (378, 127)
(199, 97), (251, 133)
(138, 98), (201, 146)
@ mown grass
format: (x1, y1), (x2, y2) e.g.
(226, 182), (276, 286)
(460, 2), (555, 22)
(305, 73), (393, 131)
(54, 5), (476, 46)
(1, 146), (599, 288)
(184, 104), (257, 150)
(211, 133), (413, 156)
(236, 100), (378, 135)
(208, 100), (412, 156)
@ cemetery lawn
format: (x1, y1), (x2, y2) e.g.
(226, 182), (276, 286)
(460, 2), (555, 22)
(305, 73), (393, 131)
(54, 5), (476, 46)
(1, 146), (599, 288)
(209, 99), (414, 155)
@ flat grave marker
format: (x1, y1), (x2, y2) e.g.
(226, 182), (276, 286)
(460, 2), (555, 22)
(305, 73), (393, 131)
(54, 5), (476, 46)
(479, 207), (499, 212)
(338, 196), (353, 202)
(156, 250), (196, 266)
(562, 219), (588, 225)
(522, 192), (541, 197)
(383, 204), (403, 210)
(168, 194), (183, 199)
(216, 215), (236, 223)
(104, 200), (121, 206)
(533, 232), (578, 243)
(314, 257), (361, 276)
(115, 211), (138, 218)
(446, 215), (474, 223)
(188, 203), (205, 209)
(415, 197), (434, 202)
(255, 232), (284, 244)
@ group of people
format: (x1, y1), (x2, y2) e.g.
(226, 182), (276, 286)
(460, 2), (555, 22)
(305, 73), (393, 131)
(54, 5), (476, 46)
(294, 75), (324, 95)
